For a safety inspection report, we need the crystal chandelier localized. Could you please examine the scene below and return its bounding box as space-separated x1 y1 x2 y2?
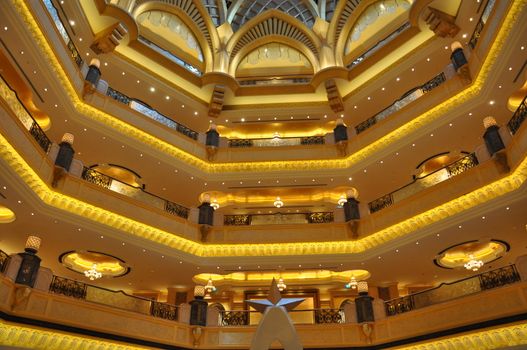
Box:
464 255 484 271
210 199 220 210
205 277 216 293
84 264 102 280
345 276 357 289
277 277 287 291
337 195 347 207
274 197 284 208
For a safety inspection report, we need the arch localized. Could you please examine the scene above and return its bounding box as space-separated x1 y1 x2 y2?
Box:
230 37 319 77
132 1 220 72
332 0 412 66
209 302 226 312
227 10 321 63
227 0 320 31
339 298 353 309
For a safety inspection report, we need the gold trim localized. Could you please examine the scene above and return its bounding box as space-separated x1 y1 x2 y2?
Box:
0 321 149 350
14 0 525 175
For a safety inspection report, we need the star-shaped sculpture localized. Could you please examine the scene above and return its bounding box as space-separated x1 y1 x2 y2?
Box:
246 278 304 313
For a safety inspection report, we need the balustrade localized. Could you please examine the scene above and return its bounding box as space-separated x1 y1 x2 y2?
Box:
224 212 334 226
81 167 189 219
507 95 527 135
385 265 521 316
228 136 325 148
0 250 10 273
468 0 496 49
368 153 478 213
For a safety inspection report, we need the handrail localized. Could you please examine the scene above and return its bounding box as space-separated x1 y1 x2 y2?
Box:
385 264 521 316
224 212 334 226
368 153 478 213
507 94 527 135
219 308 345 326
49 275 179 322
468 0 496 50
347 22 411 70
0 75 51 153
0 250 10 274
355 71 447 135
228 135 325 148
81 167 190 219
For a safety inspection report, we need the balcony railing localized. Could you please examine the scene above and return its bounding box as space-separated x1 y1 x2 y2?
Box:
368 153 478 213
224 212 334 226
347 22 411 70
81 167 189 219
219 308 345 326
238 77 311 86
385 264 521 316
42 0 83 68
355 72 447 135
49 275 179 322
0 250 10 273
228 136 325 148
1 76 51 153
468 0 496 50
507 95 527 135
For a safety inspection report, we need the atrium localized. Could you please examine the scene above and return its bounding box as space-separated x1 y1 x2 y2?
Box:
0 0 527 349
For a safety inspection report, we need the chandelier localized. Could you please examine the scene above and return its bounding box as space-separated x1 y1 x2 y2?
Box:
337 195 347 207
345 276 357 289
274 197 284 208
205 277 216 293
210 199 220 210
84 264 102 280
464 255 484 271
277 277 287 291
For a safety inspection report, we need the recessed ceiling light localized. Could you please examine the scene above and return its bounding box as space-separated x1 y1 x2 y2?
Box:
509 67 513 71
2 186 6 190
469 112 473 116
274 117 277 120
354 105 357 109
239 181 243 184
363 169 367 173
104 62 108 66
482 216 486 220
121 72 125 76
426 58 430 62
241 118 245 122
458 225 462 229
430 133 434 137
64 119 68 122
436 234 440 237
489 100 495 105
150 87 155 92
143 249 146 252
395 152 399 155
225 119 229 122
324 114 327 118
396 77 400 81
312 178 315 182
449 123 453 127
20 51 24 55
521 46 525 50
69 20 75 26
44 88 48 92
258 117 261 121
276 180 279 183
462 33 467 38
348 177 352 181
444 46 448 50
469 17 473 21
179 261 182 264
136 80 140 84
498 85 502 89
191 176 194 180
33 70 37 74
506 207 510 210
122 242 125 246
30 212 34 216
411 68 415 72
3 27 7 31
395 249 399 253
100 235 104 239
415 241 419 245
367 96 371 100
412 143 415 147
165 96 170 100
307 116 310 119
381 87 385 91
181 104 185 108
54 104 58 108
174 169 178 173
290 116 294 119
378 256 381 259
17 200 22 204
79 38 83 42
194 111 198 115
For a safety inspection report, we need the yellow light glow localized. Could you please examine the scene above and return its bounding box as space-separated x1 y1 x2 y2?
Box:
193 269 371 286
61 251 128 277
0 205 16 223
437 241 507 269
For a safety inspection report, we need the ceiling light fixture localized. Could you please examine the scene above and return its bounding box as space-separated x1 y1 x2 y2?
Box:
205 277 216 293
345 276 358 289
84 264 102 280
277 277 287 292
274 197 284 208
211 199 219 210
337 195 347 207
464 255 484 272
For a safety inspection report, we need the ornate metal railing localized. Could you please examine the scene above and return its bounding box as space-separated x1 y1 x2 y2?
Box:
29 121 52 153
49 275 88 299
106 87 131 105
355 72 447 134
220 311 250 326
150 301 178 321
81 167 189 219
468 0 496 50
224 212 334 226
228 136 325 148
42 0 83 68
138 36 202 76
347 22 411 69
224 214 251 226
239 77 311 86
368 153 478 213
314 309 345 324
385 264 521 316
0 250 10 273
507 95 527 135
